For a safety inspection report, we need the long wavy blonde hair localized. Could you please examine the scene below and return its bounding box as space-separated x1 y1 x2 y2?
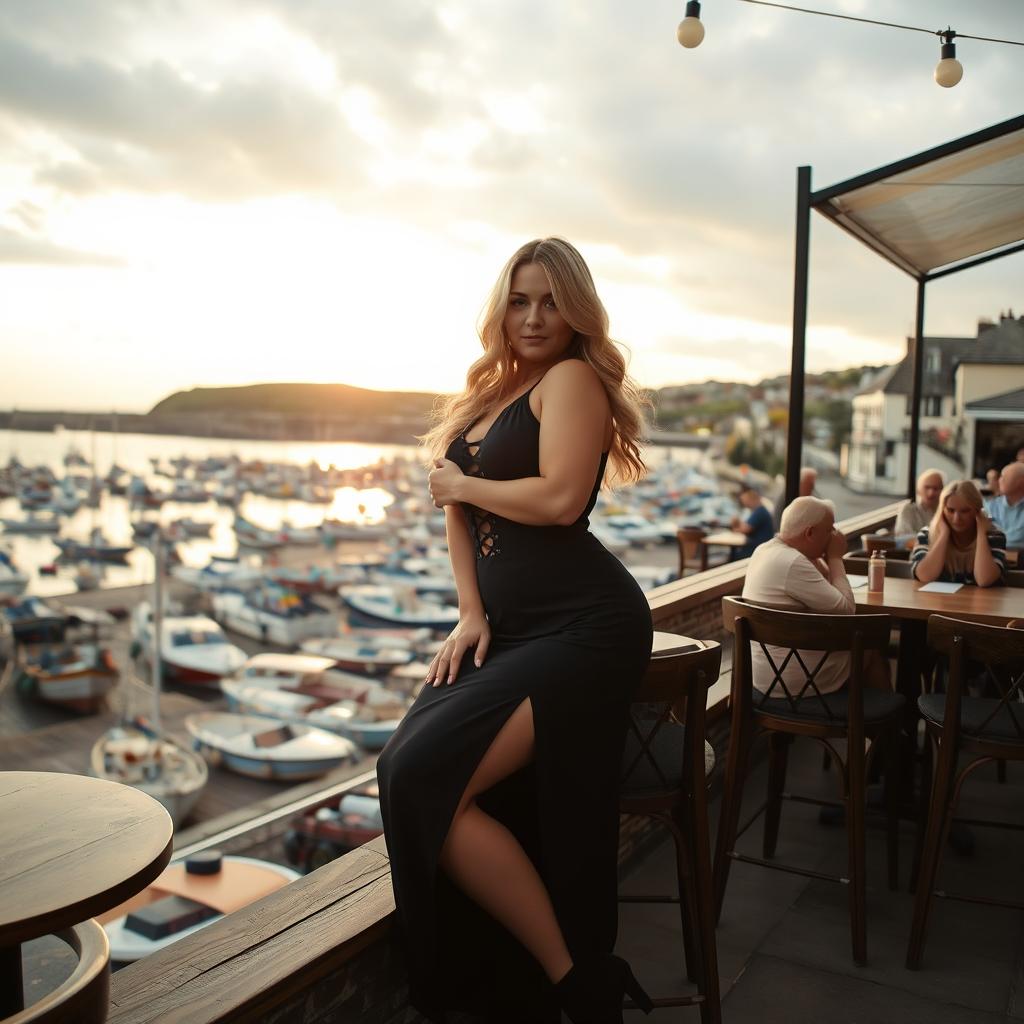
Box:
930 479 984 539
422 237 649 485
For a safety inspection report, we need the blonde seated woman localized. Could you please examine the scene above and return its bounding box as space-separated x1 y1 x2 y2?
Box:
910 479 1007 587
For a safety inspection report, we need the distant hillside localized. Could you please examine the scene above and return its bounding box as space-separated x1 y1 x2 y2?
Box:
150 382 438 420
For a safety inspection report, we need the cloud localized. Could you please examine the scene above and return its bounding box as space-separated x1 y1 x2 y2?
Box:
0 225 122 265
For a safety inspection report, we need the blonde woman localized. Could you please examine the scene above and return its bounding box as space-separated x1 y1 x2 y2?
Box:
910 479 1006 587
377 238 654 1023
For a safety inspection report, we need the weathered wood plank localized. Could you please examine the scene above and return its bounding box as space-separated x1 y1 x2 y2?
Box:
108 837 394 1024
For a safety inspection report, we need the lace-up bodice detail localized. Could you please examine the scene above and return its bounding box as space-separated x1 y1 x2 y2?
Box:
458 437 501 559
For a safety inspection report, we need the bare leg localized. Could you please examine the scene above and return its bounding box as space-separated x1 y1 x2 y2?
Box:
439 697 573 984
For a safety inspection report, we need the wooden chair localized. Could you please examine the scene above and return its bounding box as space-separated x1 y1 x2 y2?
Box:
906 616 1024 969
5 920 110 1024
676 528 708 578
865 535 896 556
619 633 722 1023
713 598 904 965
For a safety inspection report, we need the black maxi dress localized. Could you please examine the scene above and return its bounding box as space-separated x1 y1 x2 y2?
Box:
377 379 653 1022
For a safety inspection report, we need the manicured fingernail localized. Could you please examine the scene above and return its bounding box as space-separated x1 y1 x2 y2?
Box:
475 659 481 667
447 675 454 684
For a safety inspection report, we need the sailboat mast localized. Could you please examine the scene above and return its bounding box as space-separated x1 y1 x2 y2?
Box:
152 535 163 734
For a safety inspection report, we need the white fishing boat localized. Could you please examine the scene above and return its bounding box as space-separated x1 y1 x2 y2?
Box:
266 563 366 593
185 711 359 780
171 557 265 593
55 527 134 562
233 515 284 549
0 549 28 597
220 660 406 752
211 586 336 647
342 585 459 631
99 852 299 964
20 642 119 713
366 567 458 603
0 512 61 534
299 636 414 676
278 521 320 545
320 519 392 542
132 602 248 685
91 719 209 828
94 541 209 827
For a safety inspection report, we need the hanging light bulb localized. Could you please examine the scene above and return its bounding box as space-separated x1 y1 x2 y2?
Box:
677 0 705 49
934 29 963 88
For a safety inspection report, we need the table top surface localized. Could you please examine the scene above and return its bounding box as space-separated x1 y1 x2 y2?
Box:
651 631 705 658
854 576 1024 626
703 530 747 547
0 771 174 946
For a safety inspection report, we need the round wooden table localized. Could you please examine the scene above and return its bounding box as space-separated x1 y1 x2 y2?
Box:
0 771 174 1016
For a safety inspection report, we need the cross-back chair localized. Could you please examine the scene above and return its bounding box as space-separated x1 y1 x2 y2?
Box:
906 615 1024 969
619 633 723 1023
713 597 904 965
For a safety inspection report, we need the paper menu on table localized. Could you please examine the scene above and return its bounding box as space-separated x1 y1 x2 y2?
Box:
918 581 963 594
846 575 868 589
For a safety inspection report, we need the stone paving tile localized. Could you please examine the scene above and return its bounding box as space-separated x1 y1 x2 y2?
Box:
722 953 1014 1024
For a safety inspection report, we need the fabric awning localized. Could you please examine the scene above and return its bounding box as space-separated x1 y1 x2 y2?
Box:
812 116 1024 278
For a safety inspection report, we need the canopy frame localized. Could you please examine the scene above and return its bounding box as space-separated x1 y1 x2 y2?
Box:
785 113 1024 505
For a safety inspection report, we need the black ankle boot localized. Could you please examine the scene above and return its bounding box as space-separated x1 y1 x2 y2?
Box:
553 954 654 1023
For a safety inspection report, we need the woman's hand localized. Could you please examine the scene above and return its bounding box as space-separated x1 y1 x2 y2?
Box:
976 507 994 535
425 610 491 686
428 459 466 508
931 514 950 544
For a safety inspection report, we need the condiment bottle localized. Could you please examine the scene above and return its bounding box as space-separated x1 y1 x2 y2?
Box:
868 550 886 594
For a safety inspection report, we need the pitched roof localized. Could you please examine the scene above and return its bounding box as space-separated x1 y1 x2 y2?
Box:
966 386 1024 413
862 316 1024 397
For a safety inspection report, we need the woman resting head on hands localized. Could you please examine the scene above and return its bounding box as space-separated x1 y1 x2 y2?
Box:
910 479 1006 587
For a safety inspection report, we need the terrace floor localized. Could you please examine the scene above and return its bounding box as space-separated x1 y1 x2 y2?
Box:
616 738 1024 1023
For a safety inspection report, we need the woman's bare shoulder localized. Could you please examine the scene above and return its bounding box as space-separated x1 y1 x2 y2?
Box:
538 358 605 400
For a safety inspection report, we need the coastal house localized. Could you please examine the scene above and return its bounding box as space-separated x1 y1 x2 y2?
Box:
843 312 1024 494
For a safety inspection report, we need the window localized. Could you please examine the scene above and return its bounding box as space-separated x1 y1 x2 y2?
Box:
926 348 942 374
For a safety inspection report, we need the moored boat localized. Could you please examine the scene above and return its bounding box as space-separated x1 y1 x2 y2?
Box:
299 635 413 675
90 718 209 828
0 549 29 597
211 586 336 647
341 584 459 631
99 851 299 964
2 596 69 644
185 711 360 780
20 641 119 713
132 602 248 685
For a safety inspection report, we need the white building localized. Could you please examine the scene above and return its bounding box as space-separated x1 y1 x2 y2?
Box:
843 313 1024 494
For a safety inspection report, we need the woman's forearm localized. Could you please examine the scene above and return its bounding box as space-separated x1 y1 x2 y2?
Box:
914 536 949 583
445 506 485 615
457 474 585 528
973 531 1001 587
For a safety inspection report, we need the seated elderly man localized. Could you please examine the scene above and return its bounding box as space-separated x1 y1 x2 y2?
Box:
894 468 944 544
987 462 1024 549
743 496 890 694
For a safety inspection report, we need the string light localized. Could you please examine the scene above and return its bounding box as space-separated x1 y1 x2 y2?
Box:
934 29 963 89
675 1 1024 89
677 1 705 48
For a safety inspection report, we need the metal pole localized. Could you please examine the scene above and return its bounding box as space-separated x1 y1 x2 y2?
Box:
906 279 927 499
152 535 163 735
786 166 812 505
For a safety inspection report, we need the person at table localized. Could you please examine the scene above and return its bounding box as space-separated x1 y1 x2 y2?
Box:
729 485 774 560
894 468 944 545
911 480 1006 587
986 462 1024 550
985 467 1001 496
743 496 891 694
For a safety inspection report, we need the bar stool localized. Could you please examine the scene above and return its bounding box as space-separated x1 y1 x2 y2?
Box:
619 631 722 1023
3 920 110 1024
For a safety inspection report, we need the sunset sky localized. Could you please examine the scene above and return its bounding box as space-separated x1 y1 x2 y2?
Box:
1 0 1021 412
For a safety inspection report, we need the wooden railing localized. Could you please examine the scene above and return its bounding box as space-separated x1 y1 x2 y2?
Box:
107 501 903 1024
